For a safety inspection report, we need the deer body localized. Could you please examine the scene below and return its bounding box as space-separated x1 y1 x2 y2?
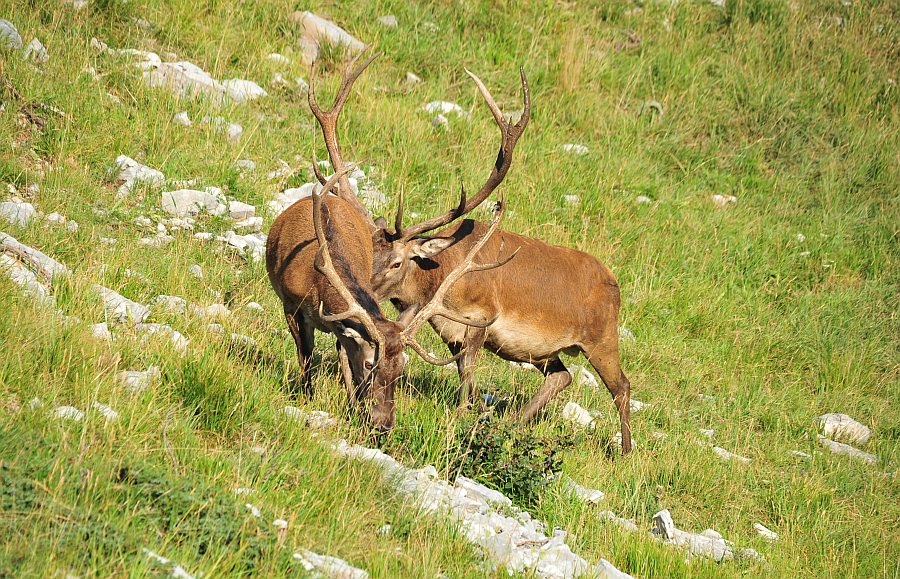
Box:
372 219 633 453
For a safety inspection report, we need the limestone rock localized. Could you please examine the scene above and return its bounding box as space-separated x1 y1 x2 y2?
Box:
711 446 751 464
91 401 119 421
228 200 256 220
710 194 737 208
116 367 161 393
0 201 36 226
817 435 877 464
22 38 49 64
221 78 268 103
161 187 227 216
94 285 150 323
113 155 165 198
562 401 596 429
55 406 84 421
816 413 871 445
293 550 368 579
560 143 589 156
377 15 398 28
754 523 778 542
173 111 192 127
423 101 469 118
292 11 365 65
406 71 422 85
0 19 23 50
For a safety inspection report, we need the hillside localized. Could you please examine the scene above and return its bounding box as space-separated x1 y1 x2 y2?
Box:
0 1 897 577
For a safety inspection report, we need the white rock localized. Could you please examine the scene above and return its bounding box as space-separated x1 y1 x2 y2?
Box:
245 503 261 518
142 60 227 104
152 295 187 314
560 476 604 503
711 446 751 464
455 476 512 506
292 11 365 66
91 402 119 421
560 143 589 156
629 399 650 413
188 264 203 279
235 159 256 172
510 360 536 370
0 19 23 50
161 187 227 216
268 182 319 215
136 323 189 355
571 365 598 388
406 71 422 85
295 77 309 92
0 254 52 304
599 511 639 532
635 195 653 204
94 285 150 323
221 79 268 103
228 200 256 220
562 401 596 429
217 230 266 262
116 367 161 393
612 431 636 451
423 101 468 118
0 201 36 226
206 323 224 334
22 38 49 64
378 15 398 28
245 302 264 312
0 232 70 280
282 407 338 430
55 406 84 421
754 523 778 542
431 113 449 129
817 435 877 464
172 111 192 127
652 431 669 440
234 216 262 232
233 487 252 495
796 232 806 242
200 115 242 141
816 413 871 445
710 194 737 208
91 322 112 340
618 326 636 342
790 450 812 459
230 333 258 349
99 237 117 245
266 53 290 65
192 303 231 320
273 518 289 530
113 155 165 198
66 221 79 232
44 212 66 225
293 550 368 579
699 428 715 439
701 529 723 540
139 234 174 247
563 194 580 205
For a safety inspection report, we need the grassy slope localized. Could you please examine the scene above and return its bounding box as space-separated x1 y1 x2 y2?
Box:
0 0 897 577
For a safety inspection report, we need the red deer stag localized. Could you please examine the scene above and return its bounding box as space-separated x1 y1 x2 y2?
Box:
368 69 634 453
266 54 509 431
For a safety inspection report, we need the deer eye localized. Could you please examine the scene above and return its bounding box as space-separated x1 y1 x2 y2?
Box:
390 262 402 269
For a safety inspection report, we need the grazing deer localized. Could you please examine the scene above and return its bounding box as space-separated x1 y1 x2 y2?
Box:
266 53 507 431
366 69 634 453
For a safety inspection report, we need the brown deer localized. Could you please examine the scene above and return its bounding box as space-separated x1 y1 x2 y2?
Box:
366 69 634 453
265 54 509 431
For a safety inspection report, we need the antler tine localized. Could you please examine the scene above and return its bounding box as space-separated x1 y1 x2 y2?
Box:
406 340 466 366
401 193 510 357
393 186 404 236
311 159 328 186
398 69 529 241
307 49 379 226
311 160 385 346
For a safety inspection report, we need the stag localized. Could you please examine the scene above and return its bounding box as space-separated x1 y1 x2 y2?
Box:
366 69 634 453
266 53 508 431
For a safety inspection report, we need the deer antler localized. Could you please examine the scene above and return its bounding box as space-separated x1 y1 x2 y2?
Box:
394 67 530 241
400 193 514 365
308 49 380 227
310 161 385 347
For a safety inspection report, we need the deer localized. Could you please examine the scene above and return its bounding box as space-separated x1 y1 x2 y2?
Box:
265 53 510 431
363 68 634 453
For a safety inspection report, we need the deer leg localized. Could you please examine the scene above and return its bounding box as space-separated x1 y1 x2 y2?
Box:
516 358 572 422
585 346 632 455
449 326 487 408
285 310 315 396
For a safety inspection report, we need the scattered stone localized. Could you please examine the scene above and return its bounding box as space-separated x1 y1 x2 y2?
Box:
112 155 165 198
138 234 174 247
282 407 338 430
100 237 117 245
245 302 264 312
188 264 203 279
94 285 150 323
378 15 398 28
635 195 653 204
817 435 877 464
710 194 737 208
91 322 112 340
143 548 196 579
377 523 391 536
22 38 49 64
229 333 258 350
245 503 262 518
563 194 580 205
599 511 639 532
206 323 224 334
753 523 778 542
200 115 243 141
711 446 751 464
152 295 188 315
217 230 266 262
1 233 70 281
571 365 598 388
561 401 596 430
629 399 650 412
29 397 42 410
266 53 290 65
234 216 262 232
423 101 469 119
273 518 289 530
652 431 669 440
116 367 161 393
161 187 227 216
699 428 715 439
560 476 605 503
291 11 365 66
560 144 589 156
172 111 192 127
268 182 318 215
91 402 119 421
235 159 256 172
333 440 630 578
510 360 537 371
652 509 760 562
295 77 309 92
612 431 636 451
141 60 227 104
796 232 806 243
192 303 231 319
431 113 449 129
0 201 36 227
0 254 52 304
221 79 268 103
406 71 422 85
0 19 23 50
228 200 256 220
293 550 369 579
790 450 812 460
233 487 252 495
66 221 79 232
640 100 664 117
618 326 636 342
136 323 190 355
816 413 871 446
55 406 84 421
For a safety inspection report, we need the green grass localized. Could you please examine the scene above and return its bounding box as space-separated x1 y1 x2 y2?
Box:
0 0 897 577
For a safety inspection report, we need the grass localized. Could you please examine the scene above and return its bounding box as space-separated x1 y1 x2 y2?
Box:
0 0 897 577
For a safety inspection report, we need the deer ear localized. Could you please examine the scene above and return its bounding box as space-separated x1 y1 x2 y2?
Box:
410 238 454 259
374 216 388 229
